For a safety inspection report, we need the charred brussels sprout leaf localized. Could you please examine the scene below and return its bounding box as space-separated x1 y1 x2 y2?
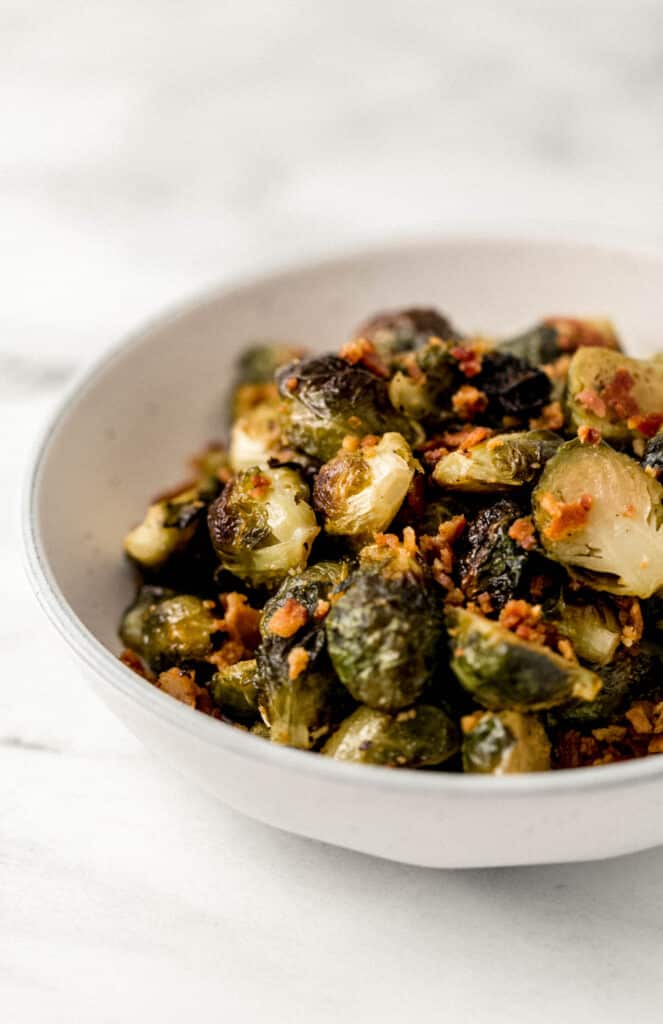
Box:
142 594 219 671
354 307 459 362
474 351 551 424
533 439 663 598
458 498 532 610
447 607 601 710
208 466 319 588
323 704 459 767
433 430 562 491
119 585 176 656
256 562 349 749
326 570 443 712
547 647 662 729
313 432 417 539
277 355 422 462
210 659 260 722
642 433 663 478
567 349 663 442
462 710 551 773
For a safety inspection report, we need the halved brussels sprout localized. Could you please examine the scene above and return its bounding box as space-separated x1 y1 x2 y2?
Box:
446 607 601 710
326 563 443 712
548 591 621 667
533 439 663 598
210 659 260 722
124 488 206 571
208 466 320 588
256 562 349 749
462 710 551 773
277 355 422 462
388 338 458 423
458 498 533 611
433 430 562 491
567 349 663 441
142 594 219 671
354 307 459 361
313 433 417 539
323 704 459 767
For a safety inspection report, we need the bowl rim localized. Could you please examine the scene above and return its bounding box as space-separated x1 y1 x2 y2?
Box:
22 231 663 798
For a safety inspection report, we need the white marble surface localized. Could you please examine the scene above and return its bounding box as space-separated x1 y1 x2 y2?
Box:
4 1 663 1020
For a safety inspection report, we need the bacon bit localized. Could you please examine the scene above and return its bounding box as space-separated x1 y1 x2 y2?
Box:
314 599 330 620
450 344 483 378
451 385 488 421
601 368 639 420
529 401 564 431
578 425 601 445
508 516 537 551
593 726 628 743
403 352 425 381
284 376 299 393
622 504 635 518
402 526 418 555
498 599 549 646
461 711 486 735
347 415 362 429
442 425 493 451
206 640 246 671
475 592 494 615
576 388 607 419
627 413 663 438
339 337 389 378
539 491 592 541
341 434 360 452
626 704 652 735
218 592 261 651
360 434 379 448
645 464 661 479
617 597 644 649
419 515 466 591
287 646 310 681
542 354 572 384
544 317 618 351
267 598 309 638
250 472 271 499
157 668 204 708
374 531 400 549
422 446 448 468
556 638 576 663
120 649 153 681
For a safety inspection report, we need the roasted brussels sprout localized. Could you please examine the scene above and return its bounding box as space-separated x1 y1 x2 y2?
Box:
457 498 532 611
229 394 283 471
473 351 551 424
231 343 304 420
433 430 562 491
277 355 422 462
208 466 320 588
210 659 260 722
313 432 417 539
497 318 620 366
323 704 459 767
256 562 349 749
124 488 207 572
567 349 663 442
496 323 560 366
547 591 621 667
354 307 459 361
388 337 458 423
547 647 662 729
533 439 663 598
119 584 176 655
326 545 443 712
462 710 551 773
447 607 601 710
641 432 663 479
141 594 219 671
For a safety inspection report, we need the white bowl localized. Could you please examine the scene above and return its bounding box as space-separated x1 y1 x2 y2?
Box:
23 236 663 869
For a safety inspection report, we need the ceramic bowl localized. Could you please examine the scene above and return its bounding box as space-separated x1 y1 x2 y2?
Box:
23 236 663 868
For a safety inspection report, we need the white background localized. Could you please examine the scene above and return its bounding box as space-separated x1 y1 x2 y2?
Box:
3 2 663 1020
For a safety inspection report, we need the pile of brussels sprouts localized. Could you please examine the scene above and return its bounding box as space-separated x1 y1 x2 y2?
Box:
119 308 663 774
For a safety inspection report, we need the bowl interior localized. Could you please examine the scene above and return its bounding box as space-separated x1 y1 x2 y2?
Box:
32 238 663 654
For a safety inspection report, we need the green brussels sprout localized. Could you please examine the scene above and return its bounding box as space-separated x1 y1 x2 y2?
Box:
547 590 621 667
124 488 207 572
473 351 551 425
326 548 443 712
446 607 601 711
533 439 663 598
119 584 176 655
496 323 561 366
388 338 458 423
497 318 620 367
567 349 663 442
313 432 418 539
461 710 551 773
323 704 459 767
457 497 532 610
207 466 320 588
210 659 260 722
546 647 661 729
230 343 305 421
277 355 422 462
142 594 219 671
257 562 349 749
354 307 459 362
433 430 562 491
229 395 283 471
